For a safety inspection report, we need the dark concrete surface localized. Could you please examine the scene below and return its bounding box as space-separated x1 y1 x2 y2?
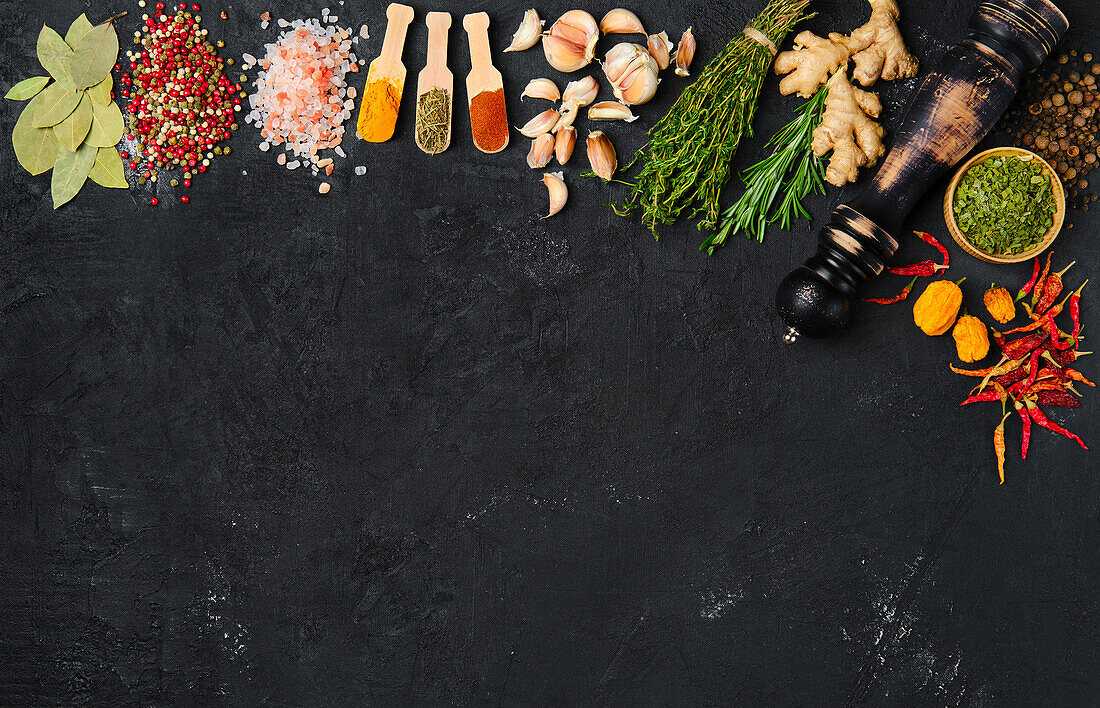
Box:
2 0 1098 705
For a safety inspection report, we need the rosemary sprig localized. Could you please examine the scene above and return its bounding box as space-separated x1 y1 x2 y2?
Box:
613 0 813 239
703 86 827 253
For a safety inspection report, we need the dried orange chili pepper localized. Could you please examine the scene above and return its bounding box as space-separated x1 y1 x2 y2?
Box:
994 411 1010 484
1030 252 1054 309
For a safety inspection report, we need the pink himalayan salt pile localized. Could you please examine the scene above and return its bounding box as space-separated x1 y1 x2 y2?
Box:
244 17 359 177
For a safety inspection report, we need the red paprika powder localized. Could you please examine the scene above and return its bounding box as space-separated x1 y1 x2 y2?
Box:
470 88 508 152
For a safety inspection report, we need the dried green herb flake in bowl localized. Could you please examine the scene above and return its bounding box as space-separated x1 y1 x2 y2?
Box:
953 155 1056 256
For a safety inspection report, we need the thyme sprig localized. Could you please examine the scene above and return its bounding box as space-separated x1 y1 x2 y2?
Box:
613 0 813 239
703 85 827 252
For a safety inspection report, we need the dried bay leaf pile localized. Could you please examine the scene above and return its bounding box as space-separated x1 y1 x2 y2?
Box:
5 13 127 209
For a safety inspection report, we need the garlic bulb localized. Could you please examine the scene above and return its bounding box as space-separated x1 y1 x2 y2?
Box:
587 131 617 181
561 76 599 107
521 78 561 102
543 10 600 72
675 27 696 77
588 101 638 122
647 31 674 70
555 126 576 165
519 109 561 138
505 9 543 52
527 133 555 169
602 43 660 106
542 172 568 218
599 8 645 35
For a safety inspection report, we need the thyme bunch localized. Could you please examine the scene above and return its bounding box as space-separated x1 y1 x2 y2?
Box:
704 85 827 252
613 0 812 238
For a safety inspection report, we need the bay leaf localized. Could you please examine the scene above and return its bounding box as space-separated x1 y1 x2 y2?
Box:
5 76 51 101
52 92 93 151
33 82 82 127
37 25 76 92
88 146 128 188
65 14 94 45
70 22 118 90
51 141 97 208
88 75 113 106
12 92 60 175
86 100 123 147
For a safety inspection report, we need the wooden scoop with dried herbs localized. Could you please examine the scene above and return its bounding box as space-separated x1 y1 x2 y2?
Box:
6 13 127 208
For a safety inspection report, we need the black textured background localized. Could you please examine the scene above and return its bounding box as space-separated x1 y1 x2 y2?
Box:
2 0 1099 705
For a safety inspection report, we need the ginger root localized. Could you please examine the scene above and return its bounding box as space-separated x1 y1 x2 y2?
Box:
774 31 851 98
811 68 886 186
838 0 919 86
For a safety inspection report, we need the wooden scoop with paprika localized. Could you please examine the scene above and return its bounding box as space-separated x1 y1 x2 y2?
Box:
463 12 509 154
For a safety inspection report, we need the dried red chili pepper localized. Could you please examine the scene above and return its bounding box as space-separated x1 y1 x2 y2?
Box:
1036 390 1081 408
996 330 1049 360
1025 399 1089 450
993 367 1030 388
1030 252 1054 308
993 411 1010 484
1034 261 1075 314
864 275 918 305
960 390 1003 406
1016 399 1032 460
1016 256 1042 302
1067 288 1083 346
914 230 949 268
886 261 949 277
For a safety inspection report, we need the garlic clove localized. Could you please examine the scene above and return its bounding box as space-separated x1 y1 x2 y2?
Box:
604 44 660 105
647 31 674 70
561 76 599 107
599 8 645 35
544 10 599 72
504 9 544 52
675 27 696 77
553 102 580 133
587 130 617 181
521 78 561 102
555 126 576 165
542 34 590 73
588 100 638 122
542 171 568 218
518 109 561 138
527 133 555 169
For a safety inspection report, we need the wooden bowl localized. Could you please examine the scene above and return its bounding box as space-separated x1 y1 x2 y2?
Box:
943 147 1065 264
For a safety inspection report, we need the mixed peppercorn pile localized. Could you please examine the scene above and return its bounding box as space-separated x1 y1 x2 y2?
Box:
120 2 242 203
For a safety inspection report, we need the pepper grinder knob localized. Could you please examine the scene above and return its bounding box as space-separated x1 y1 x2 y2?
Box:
776 0 1067 340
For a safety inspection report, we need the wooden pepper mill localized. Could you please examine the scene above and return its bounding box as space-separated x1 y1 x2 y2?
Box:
776 0 1068 341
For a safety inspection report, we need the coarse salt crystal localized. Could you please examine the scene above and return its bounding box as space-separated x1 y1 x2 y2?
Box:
334 146 346 158
359 24 369 39
355 166 366 176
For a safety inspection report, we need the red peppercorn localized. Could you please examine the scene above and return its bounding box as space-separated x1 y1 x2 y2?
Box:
180 196 190 204
150 198 159 206
183 179 191 187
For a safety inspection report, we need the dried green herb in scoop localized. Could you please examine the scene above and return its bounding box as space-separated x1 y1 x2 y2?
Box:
953 155 1056 255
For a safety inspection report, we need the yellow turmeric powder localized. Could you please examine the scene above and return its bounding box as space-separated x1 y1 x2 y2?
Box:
358 79 402 143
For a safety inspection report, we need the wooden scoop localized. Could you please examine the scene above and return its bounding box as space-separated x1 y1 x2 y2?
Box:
414 12 453 155
357 2 415 143
463 12 509 154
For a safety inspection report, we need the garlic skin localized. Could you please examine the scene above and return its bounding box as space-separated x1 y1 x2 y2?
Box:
588 101 638 122
527 133 555 169
542 172 568 218
521 78 561 102
561 76 599 107
647 31 674 70
675 27 696 77
587 130 617 181
505 9 544 52
603 43 660 106
555 126 576 165
519 109 561 138
543 10 600 72
599 8 645 35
